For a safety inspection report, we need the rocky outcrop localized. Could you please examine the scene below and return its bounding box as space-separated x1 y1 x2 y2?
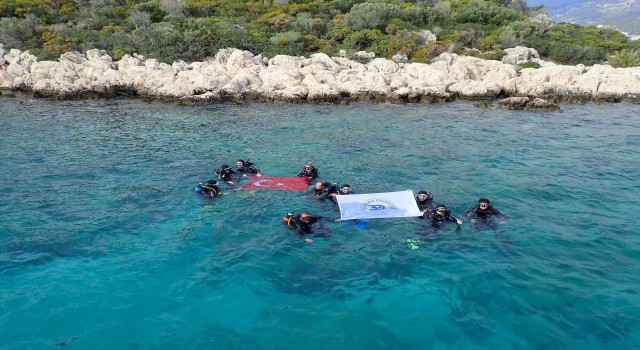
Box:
502 46 545 66
1 45 639 103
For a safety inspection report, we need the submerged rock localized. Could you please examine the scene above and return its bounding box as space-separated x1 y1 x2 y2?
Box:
498 97 561 111
473 102 493 109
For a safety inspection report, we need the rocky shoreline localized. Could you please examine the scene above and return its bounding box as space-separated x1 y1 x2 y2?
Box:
1 44 639 108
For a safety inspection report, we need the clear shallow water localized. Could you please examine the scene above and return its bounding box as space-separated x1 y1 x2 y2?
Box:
1 96 639 349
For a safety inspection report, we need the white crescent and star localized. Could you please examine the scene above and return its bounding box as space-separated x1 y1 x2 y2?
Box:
252 180 286 187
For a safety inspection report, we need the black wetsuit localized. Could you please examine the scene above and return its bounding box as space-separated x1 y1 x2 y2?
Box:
464 205 507 220
216 167 238 183
416 197 435 213
427 209 460 228
314 182 338 199
286 214 324 236
297 167 319 180
465 205 507 230
197 183 220 198
237 163 261 175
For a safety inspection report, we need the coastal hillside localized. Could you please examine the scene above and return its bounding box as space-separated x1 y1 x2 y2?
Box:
527 0 640 36
0 0 639 66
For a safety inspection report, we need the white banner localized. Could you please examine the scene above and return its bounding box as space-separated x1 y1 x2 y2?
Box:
336 190 422 220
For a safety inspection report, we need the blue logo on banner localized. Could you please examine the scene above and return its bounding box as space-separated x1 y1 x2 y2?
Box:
360 199 398 216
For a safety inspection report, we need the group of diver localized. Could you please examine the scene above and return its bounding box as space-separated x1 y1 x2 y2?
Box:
196 159 508 244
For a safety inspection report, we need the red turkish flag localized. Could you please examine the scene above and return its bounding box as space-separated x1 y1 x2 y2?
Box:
240 174 310 191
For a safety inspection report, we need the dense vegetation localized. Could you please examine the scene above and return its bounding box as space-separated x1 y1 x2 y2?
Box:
0 0 638 66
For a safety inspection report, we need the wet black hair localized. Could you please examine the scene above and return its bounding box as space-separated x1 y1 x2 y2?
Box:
341 184 350 189
207 180 218 185
435 204 447 210
478 198 490 204
237 159 245 164
418 190 428 195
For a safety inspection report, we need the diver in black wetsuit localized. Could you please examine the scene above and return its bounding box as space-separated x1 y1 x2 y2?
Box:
337 184 353 196
425 204 463 228
196 180 221 198
215 164 238 184
236 159 262 176
464 198 508 227
297 162 319 180
415 190 435 216
283 211 330 243
314 181 339 200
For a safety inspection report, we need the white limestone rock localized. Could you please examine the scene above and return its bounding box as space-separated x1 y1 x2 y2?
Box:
1 46 637 102
307 83 340 101
415 30 437 45
225 49 263 77
367 58 399 75
0 70 15 88
502 46 540 65
515 65 587 96
4 49 23 64
403 63 447 86
268 55 302 71
593 65 640 97
392 53 408 61
332 57 367 72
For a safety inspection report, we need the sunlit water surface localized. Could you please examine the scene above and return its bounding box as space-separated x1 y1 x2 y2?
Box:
1 97 639 349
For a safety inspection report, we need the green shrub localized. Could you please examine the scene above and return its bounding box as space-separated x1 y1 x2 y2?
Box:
41 30 77 58
401 5 437 27
482 49 505 60
455 0 522 26
558 44 606 65
327 0 366 13
302 34 332 53
13 0 48 19
526 38 607 65
608 49 640 68
344 2 401 30
433 1 451 22
326 24 351 42
517 61 540 69
269 31 302 45
498 28 520 49
135 1 166 23
261 42 305 58
478 34 498 50
0 15 41 50
343 28 382 51
369 35 414 58
410 40 451 62
457 47 482 57
385 18 411 35
459 28 485 48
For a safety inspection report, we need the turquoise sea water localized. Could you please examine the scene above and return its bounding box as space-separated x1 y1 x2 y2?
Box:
1 96 639 349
